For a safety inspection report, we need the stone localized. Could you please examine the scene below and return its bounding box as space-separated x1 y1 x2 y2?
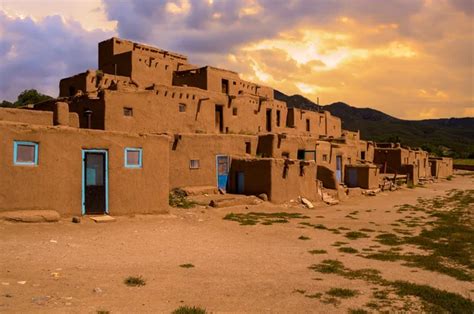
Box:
89 215 116 223
0 210 60 223
301 197 314 209
71 216 81 223
93 287 103 294
258 193 268 201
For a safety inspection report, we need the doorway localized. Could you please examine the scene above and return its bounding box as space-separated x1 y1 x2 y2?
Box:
82 150 108 215
215 105 224 133
266 109 272 132
216 155 229 191
336 155 342 183
236 171 245 194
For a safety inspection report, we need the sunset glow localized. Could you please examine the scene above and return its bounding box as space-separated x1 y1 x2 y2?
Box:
0 0 472 119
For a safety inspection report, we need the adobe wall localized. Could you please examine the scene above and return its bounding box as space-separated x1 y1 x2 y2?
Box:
0 107 53 126
229 158 317 203
345 165 379 189
169 133 258 189
0 107 78 128
257 134 319 159
374 148 403 173
35 97 105 130
0 121 169 216
430 157 453 178
59 70 132 97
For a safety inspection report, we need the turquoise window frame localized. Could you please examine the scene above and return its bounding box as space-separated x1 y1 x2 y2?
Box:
13 141 39 166
124 148 142 168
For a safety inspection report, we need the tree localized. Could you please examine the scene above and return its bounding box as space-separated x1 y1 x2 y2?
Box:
0 89 53 108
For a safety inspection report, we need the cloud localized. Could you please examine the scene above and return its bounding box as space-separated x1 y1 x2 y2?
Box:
0 11 113 101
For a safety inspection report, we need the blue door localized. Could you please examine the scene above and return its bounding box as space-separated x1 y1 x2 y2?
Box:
347 168 357 187
336 155 342 183
216 155 229 191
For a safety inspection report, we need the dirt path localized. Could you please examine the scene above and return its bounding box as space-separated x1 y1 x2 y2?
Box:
0 174 473 313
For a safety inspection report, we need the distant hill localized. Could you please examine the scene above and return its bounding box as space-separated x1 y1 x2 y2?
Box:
275 91 474 159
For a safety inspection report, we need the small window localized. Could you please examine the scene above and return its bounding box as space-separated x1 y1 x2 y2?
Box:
297 149 305 160
123 107 133 117
276 110 281 127
348 157 352 164
125 148 142 168
179 103 186 112
245 142 251 154
306 119 311 132
14 141 38 166
232 107 238 116
189 159 200 169
282 152 290 158
322 154 328 162
361 151 366 160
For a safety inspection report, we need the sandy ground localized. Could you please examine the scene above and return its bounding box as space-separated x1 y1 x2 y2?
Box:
0 174 473 313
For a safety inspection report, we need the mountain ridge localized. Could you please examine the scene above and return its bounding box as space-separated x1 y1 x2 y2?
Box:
274 90 474 158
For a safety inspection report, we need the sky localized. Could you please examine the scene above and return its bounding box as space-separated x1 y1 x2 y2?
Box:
0 0 472 119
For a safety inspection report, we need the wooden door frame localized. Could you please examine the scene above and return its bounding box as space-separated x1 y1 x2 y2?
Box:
82 149 109 215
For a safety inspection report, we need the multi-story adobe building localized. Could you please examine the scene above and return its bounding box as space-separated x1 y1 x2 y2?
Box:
0 37 452 216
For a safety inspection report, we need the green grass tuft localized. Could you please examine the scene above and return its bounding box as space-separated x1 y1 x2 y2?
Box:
308 249 327 254
179 264 195 268
345 231 370 240
326 288 359 298
338 247 359 254
124 276 146 287
224 212 309 226
172 306 207 314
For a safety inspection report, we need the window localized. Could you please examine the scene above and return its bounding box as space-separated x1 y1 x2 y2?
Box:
179 103 186 112
276 110 281 127
322 154 328 162
123 107 133 117
306 119 311 132
245 142 251 154
14 141 38 166
348 157 352 164
282 152 290 158
361 151 366 160
297 150 305 160
125 148 142 168
221 79 229 94
232 107 238 116
189 159 200 169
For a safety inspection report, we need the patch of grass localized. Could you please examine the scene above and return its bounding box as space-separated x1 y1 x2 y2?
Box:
308 249 327 255
292 289 306 294
359 228 375 232
172 306 207 314
446 175 453 181
305 292 323 299
224 212 309 226
332 241 349 247
349 309 369 314
366 190 474 281
169 189 197 208
338 247 359 254
373 290 389 299
392 281 474 313
179 264 195 268
124 276 146 287
326 288 359 298
375 233 404 246
338 226 351 230
309 259 474 313
300 222 328 229
298 235 311 240
345 231 370 240
345 215 358 220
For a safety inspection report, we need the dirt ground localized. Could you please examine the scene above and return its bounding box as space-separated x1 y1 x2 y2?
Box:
1 173 473 313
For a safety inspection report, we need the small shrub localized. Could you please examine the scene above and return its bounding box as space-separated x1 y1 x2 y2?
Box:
345 231 369 240
327 288 359 298
338 247 358 254
172 306 207 314
179 264 195 268
308 249 327 255
169 189 196 208
124 276 146 287
298 235 310 240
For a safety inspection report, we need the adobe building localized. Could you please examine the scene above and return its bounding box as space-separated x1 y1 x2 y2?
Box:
0 37 453 217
